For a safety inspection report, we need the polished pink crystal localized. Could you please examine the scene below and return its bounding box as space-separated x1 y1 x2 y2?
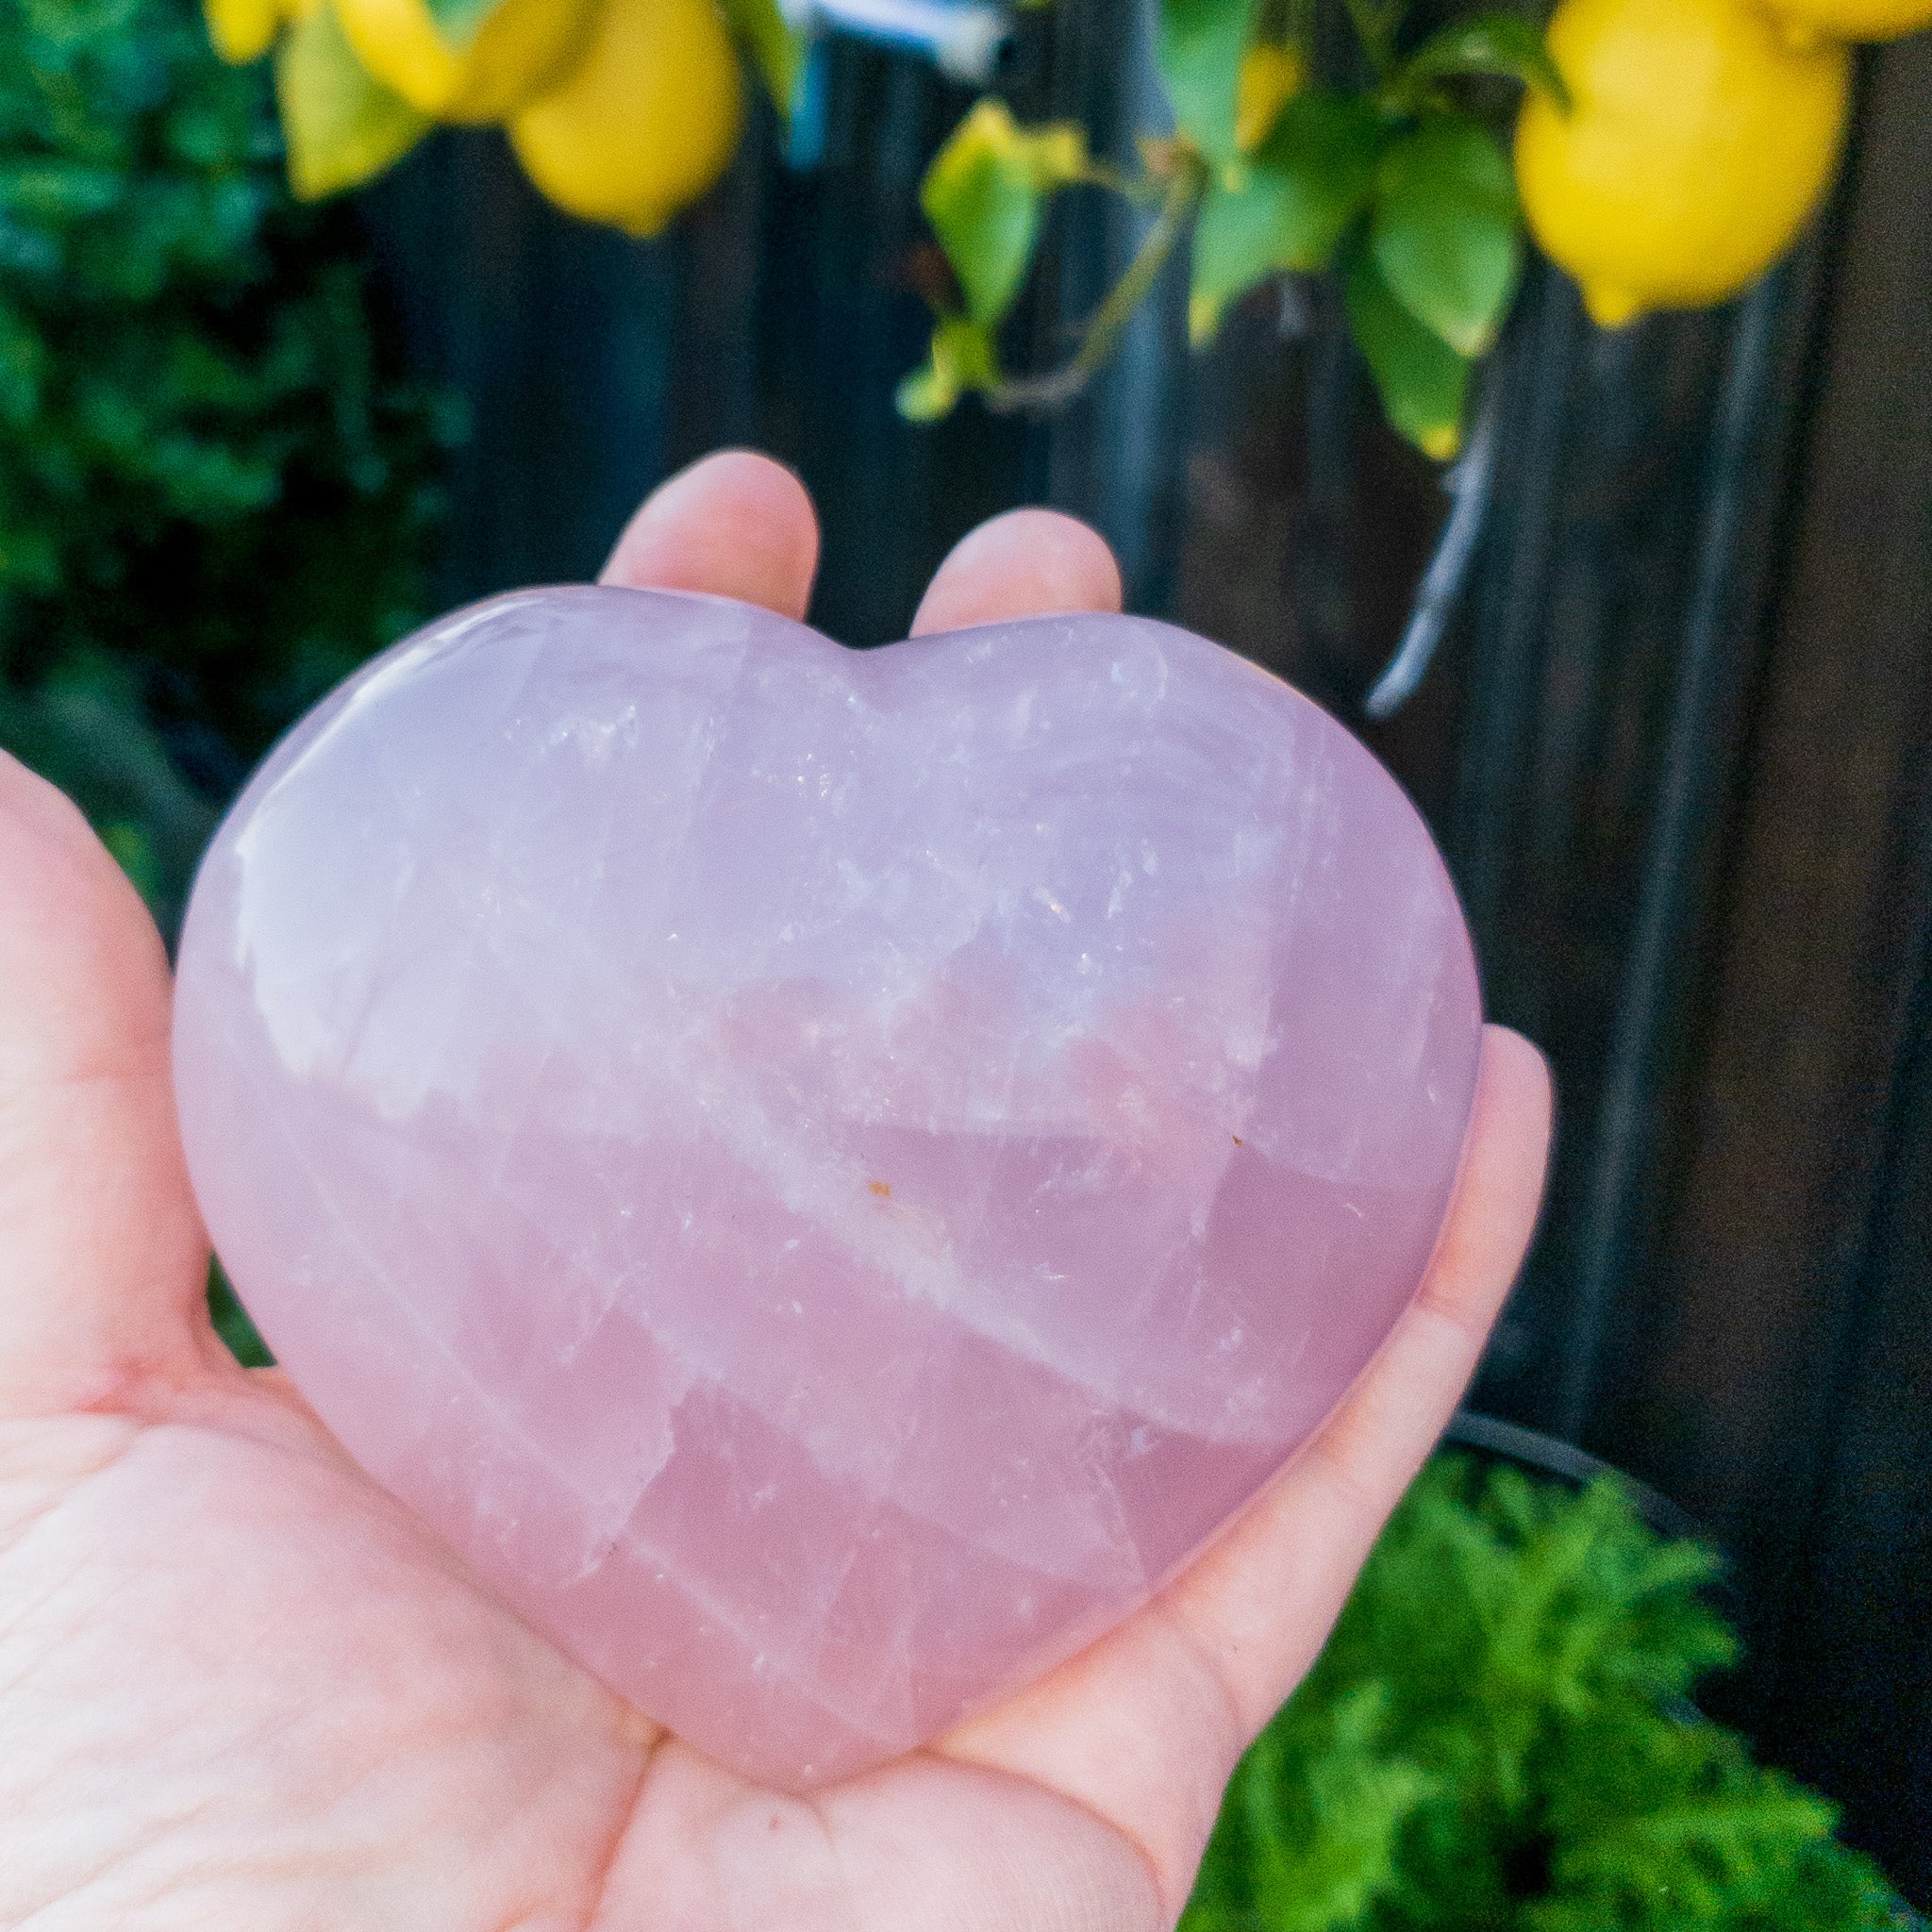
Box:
172 587 1481 1789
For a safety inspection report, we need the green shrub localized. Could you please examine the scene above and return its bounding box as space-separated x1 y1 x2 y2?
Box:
1182 1456 1912 1931
0 0 455 923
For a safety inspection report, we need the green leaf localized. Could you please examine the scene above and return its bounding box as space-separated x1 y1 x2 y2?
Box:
1398 13 1572 110
1234 39 1305 153
1235 1685 1437 1930
275 1 429 203
1342 238 1470 458
0 161 125 223
921 99 1088 328
101 820 163 908
0 297 45 428
208 1259 274 1367
1190 89 1384 341
1158 0 1257 164
1371 114 1521 357
1189 183 1283 342
718 0 804 117
895 315 999 422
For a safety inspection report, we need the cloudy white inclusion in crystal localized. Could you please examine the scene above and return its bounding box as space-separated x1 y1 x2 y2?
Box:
171 586 1482 1790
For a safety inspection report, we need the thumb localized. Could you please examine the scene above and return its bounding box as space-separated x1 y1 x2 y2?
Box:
0 753 211 1417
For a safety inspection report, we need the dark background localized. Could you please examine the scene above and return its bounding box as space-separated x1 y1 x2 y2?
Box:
354 4 1932 1899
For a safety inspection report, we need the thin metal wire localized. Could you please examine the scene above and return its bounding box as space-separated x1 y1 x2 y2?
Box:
1445 1409 1707 1545
1362 381 1501 719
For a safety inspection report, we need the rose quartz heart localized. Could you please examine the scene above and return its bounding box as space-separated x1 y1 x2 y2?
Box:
172 586 1480 1789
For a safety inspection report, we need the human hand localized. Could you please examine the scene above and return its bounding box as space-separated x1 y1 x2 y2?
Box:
0 452 1552 1931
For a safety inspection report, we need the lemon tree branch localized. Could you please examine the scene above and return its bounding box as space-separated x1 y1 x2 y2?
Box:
981 151 1209 414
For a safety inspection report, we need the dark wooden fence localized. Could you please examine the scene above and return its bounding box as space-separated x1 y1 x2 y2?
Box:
358 8 1932 1898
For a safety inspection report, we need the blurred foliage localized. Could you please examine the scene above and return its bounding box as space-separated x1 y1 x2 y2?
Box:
904 0 1864 459
904 0 1568 457
222 0 786 234
0 0 458 928
1180 1456 1914 1931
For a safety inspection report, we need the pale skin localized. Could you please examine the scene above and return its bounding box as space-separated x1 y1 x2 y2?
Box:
0 451 1553 1932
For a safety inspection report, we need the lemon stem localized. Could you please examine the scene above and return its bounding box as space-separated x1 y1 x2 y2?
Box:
1074 158 1164 206
981 151 1208 414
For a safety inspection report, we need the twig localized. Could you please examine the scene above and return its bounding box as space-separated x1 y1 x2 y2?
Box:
981 154 1208 416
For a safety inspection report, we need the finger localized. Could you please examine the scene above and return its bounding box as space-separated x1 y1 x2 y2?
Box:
0 754 212 1416
601 450 820 620
910 508 1123 636
939 1026 1553 1910
1163 1027 1553 1720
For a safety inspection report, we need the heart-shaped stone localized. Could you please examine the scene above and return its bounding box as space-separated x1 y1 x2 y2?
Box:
173 587 1480 1790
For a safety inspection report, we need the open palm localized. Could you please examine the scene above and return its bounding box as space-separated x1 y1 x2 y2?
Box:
0 453 1552 1932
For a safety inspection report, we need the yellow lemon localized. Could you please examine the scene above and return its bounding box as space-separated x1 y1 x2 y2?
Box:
1757 0 1932 43
334 0 597 123
1516 0 1850 327
1235 40 1306 153
509 0 742 237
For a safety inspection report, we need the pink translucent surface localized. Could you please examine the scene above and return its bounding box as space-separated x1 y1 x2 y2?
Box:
172 588 1481 1789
